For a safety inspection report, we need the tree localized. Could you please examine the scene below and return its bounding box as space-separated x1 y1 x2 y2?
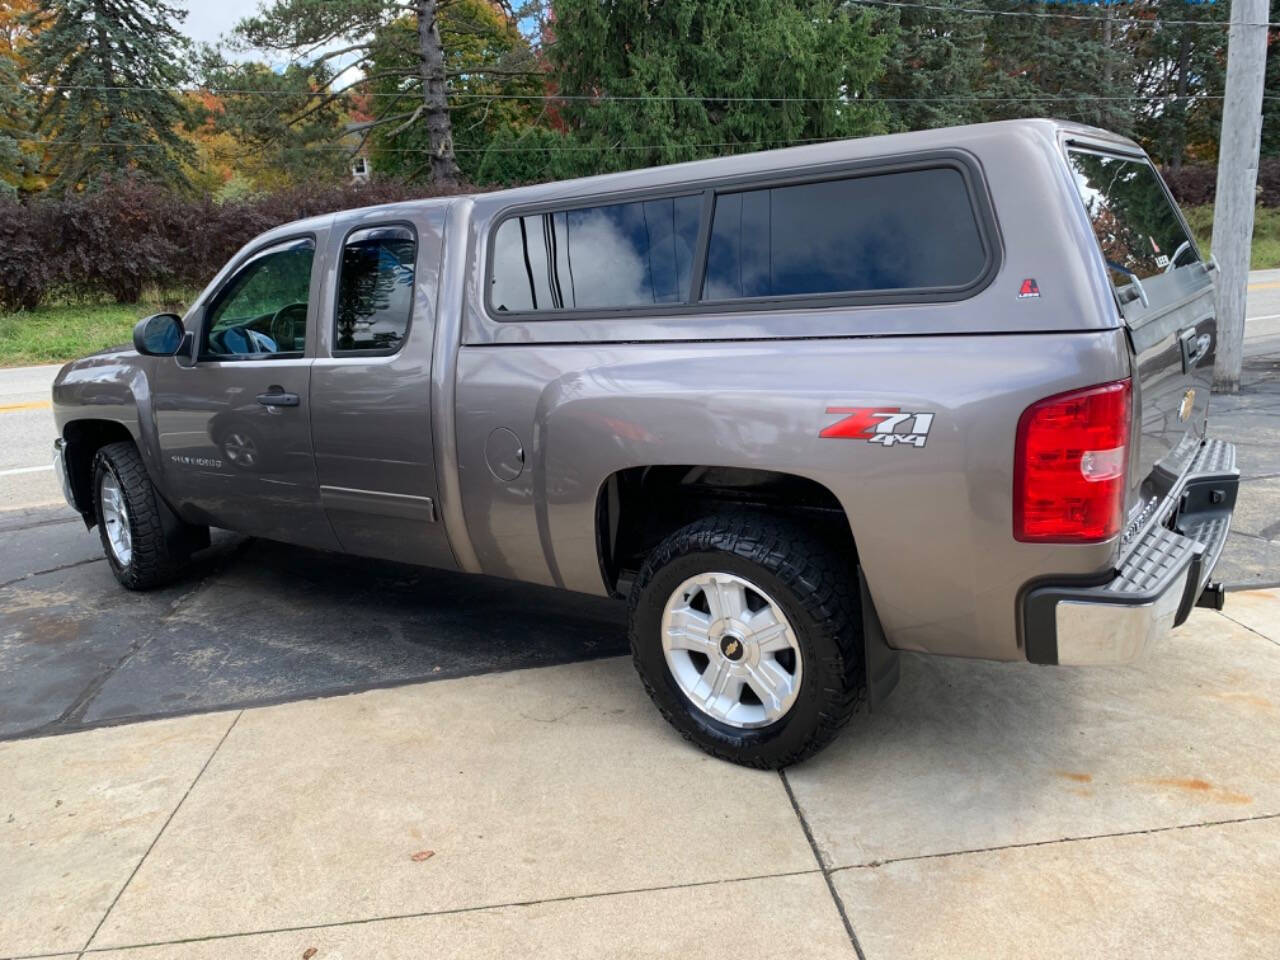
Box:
1 0 42 193
1261 0 1280 157
24 0 193 191
869 0 990 133
545 0 896 176
235 0 533 187
366 0 541 183
978 2 1135 137
0 44 25 193
195 54 351 191
1130 0 1229 169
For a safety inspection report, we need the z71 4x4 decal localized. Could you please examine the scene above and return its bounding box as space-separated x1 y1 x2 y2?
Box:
820 407 935 448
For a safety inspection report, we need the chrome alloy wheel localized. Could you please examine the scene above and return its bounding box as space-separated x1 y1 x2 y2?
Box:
99 471 132 567
661 572 803 729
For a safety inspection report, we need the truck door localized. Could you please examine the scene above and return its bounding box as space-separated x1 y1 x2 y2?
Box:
151 235 339 550
309 208 458 570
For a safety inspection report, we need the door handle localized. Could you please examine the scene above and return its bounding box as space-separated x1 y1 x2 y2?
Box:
1178 328 1212 373
256 387 300 408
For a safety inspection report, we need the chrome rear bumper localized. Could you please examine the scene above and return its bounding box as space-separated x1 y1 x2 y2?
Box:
1022 438 1238 666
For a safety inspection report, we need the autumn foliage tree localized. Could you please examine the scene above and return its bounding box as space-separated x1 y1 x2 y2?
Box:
193 55 351 192
24 0 194 192
0 0 39 193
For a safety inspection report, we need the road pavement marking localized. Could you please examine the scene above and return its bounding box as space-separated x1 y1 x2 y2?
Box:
0 400 51 413
1247 313 1280 322
1248 281 1280 291
0 465 53 477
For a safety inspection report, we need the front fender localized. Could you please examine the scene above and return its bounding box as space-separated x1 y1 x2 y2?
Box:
53 349 163 491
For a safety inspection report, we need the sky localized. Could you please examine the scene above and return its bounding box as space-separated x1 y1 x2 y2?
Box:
181 0 262 49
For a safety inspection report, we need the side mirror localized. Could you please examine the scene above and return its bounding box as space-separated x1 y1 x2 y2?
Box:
133 313 184 357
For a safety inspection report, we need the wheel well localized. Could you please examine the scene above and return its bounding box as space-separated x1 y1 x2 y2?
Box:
61 420 135 520
595 465 856 597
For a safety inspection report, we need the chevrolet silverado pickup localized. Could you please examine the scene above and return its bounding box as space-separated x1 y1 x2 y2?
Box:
51 119 1239 767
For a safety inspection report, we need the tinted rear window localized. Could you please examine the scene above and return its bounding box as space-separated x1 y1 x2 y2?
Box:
490 195 701 312
1067 150 1199 290
702 167 986 300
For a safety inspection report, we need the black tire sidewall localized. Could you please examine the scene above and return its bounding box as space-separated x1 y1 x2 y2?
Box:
630 537 856 767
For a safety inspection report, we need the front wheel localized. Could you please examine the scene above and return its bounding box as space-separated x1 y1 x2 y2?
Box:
628 513 865 768
93 441 194 590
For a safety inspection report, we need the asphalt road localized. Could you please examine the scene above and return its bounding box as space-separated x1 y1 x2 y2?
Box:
0 513 630 740
0 362 63 510
0 274 1276 741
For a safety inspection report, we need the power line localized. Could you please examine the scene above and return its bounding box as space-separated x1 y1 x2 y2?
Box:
851 0 1280 29
14 136 839 153
8 83 1273 103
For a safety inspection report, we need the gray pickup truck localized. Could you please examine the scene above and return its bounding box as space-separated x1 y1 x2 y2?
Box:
52 119 1238 767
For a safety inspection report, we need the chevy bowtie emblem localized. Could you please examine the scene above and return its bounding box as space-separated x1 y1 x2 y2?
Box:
1179 389 1196 422
719 635 745 661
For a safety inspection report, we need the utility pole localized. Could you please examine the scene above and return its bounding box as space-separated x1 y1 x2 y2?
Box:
1211 0 1269 393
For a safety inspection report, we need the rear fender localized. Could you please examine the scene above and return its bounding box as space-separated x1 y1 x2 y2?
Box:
455 330 1131 661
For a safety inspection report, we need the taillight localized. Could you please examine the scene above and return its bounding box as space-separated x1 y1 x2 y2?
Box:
1014 379 1131 543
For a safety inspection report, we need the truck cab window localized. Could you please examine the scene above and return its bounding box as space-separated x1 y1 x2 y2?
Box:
335 225 417 353
203 238 315 359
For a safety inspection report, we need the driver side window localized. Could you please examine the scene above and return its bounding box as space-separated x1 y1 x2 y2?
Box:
202 238 315 359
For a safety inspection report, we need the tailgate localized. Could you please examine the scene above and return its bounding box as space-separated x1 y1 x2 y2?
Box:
1066 148 1218 536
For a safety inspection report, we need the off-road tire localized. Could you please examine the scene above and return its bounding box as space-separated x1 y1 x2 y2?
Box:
93 441 190 590
628 512 865 769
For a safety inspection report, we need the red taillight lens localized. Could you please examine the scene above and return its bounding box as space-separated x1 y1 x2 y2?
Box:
1014 379 1131 543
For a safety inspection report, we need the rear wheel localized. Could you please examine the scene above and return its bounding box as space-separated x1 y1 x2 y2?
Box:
628 513 865 768
93 441 195 590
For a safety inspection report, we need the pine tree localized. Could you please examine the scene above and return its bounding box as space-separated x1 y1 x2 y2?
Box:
979 2 1134 137
235 0 527 188
546 0 896 176
869 0 990 133
25 0 192 191
366 0 541 184
1130 0 1229 168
